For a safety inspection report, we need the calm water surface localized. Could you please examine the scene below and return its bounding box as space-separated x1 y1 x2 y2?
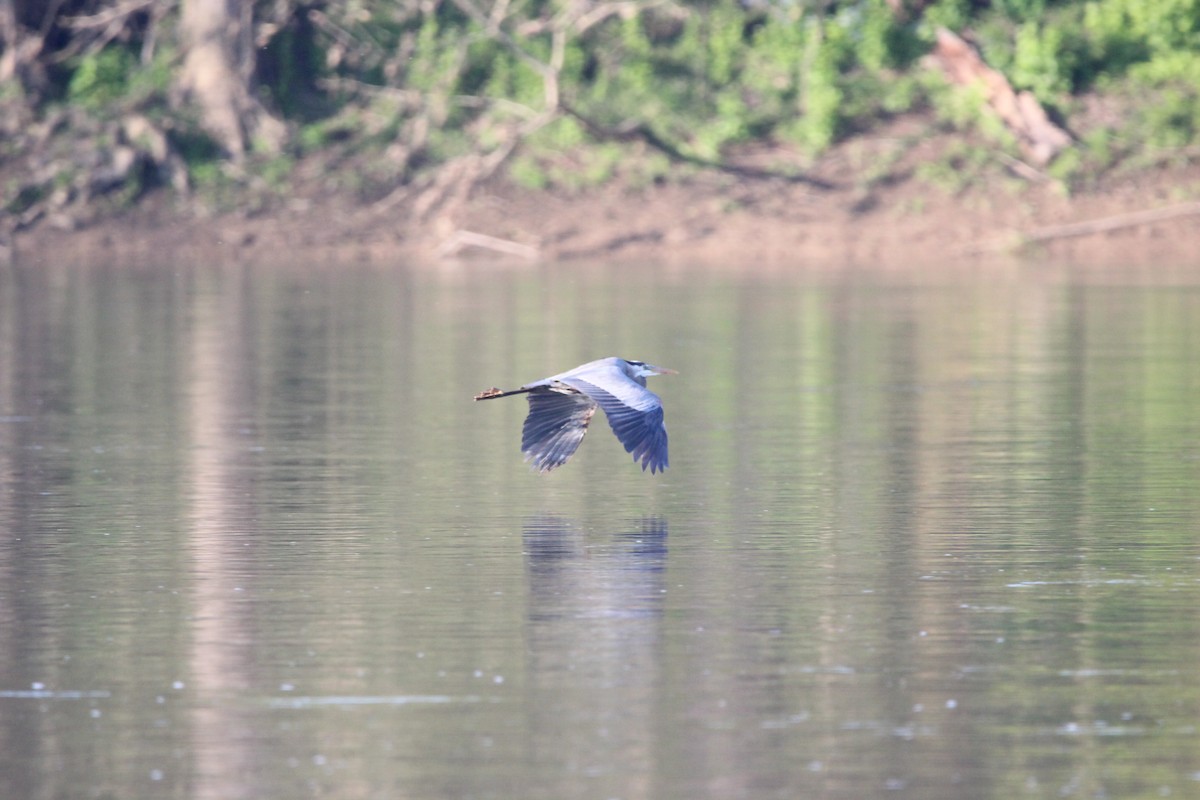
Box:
1 260 1199 800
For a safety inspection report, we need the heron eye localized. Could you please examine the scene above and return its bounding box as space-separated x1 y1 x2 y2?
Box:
627 360 644 366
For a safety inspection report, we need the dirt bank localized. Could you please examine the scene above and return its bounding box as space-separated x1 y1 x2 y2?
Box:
11 126 1200 271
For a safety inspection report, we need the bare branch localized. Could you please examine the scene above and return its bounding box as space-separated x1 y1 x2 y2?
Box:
49 0 163 63
318 76 424 108
65 0 159 31
437 229 539 259
450 0 556 90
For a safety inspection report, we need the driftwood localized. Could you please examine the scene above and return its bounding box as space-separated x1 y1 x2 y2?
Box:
1020 202 1200 245
437 229 540 260
962 201 1200 254
929 28 1071 166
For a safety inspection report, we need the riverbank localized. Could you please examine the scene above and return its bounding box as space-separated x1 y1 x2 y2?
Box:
12 124 1200 271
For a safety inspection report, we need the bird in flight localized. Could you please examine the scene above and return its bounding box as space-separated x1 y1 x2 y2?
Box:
474 357 675 473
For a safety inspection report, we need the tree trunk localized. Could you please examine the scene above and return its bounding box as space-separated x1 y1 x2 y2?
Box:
0 0 53 93
177 0 284 160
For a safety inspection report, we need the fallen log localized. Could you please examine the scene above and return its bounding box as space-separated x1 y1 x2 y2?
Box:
437 229 540 260
928 28 1072 166
961 201 1200 254
1020 202 1200 244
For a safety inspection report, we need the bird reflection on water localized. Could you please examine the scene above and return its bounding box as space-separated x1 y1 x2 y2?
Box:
521 517 669 781
523 517 668 622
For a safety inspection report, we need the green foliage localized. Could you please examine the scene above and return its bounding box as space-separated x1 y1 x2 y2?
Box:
795 20 845 152
20 0 1200 207
977 0 1200 96
914 139 1002 193
172 126 223 172
257 14 327 120
555 0 930 163
1045 142 1084 187
1100 0 1200 52
1008 21 1079 99
858 0 926 71
259 154 295 189
6 181 46 214
922 0 973 33
1138 85 1200 147
915 0 1200 184
128 50 173 104
508 156 548 191
508 117 621 192
68 47 136 109
479 42 545 109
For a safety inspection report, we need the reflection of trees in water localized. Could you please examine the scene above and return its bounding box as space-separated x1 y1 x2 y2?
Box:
186 268 265 800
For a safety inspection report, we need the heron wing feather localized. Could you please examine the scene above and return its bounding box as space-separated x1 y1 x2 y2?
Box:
561 375 669 474
521 389 596 472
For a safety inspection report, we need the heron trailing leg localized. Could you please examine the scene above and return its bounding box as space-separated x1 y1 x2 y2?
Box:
474 387 531 401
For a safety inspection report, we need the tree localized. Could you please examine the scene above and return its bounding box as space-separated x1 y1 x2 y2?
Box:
176 0 284 160
0 0 62 96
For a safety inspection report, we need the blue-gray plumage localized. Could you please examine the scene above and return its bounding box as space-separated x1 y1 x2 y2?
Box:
474 357 675 473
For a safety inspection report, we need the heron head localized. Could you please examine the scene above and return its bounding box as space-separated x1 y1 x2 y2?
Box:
625 359 677 379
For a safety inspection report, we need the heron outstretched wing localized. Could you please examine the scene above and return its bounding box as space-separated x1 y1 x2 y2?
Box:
480 356 672 474
521 390 597 472
560 374 669 474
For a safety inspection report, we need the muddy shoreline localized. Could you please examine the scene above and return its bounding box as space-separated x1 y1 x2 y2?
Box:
12 141 1200 272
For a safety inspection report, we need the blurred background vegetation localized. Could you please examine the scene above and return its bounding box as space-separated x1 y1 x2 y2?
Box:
3 0 1200 229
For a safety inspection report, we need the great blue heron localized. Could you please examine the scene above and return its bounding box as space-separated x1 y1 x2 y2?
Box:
474 357 675 473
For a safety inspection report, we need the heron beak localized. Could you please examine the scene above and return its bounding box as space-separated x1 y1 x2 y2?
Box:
648 365 677 375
